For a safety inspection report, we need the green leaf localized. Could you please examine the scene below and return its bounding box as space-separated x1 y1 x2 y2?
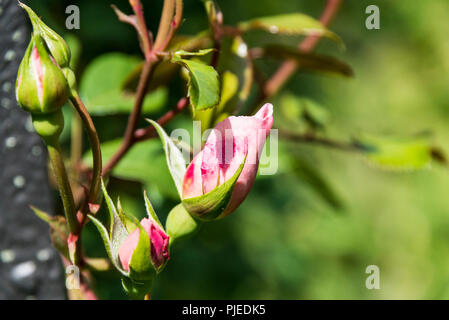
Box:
145 119 187 198
30 206 69 258
182 154 247 221
166 203 201 245
290 155 343 210
355 134 435 171
80 53 167 115
217 36 253 114
239 13 343 46
173 48 215 58
171 55 220 111
168 32 213 52
121 277 153 300
83 138 178 199
278 93 330 132
259 45 353 77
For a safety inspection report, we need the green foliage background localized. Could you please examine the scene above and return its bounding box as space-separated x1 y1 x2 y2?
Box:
28 0 449 299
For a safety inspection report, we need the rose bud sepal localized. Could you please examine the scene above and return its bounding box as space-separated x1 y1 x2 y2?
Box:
19 2 71 68
182 154 247 221
165 204 202 246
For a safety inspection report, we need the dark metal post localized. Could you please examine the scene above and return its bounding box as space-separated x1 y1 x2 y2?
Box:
0 0 65 299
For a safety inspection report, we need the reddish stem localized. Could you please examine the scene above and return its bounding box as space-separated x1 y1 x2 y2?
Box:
134 97 189 142
102 60 156 176
129 0 153 60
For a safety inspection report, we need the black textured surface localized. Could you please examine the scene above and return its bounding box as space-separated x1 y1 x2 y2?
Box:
0 0 65 299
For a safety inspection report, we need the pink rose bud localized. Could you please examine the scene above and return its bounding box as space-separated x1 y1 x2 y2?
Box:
118 217 170 272
182 103 273 218
16 34 69 115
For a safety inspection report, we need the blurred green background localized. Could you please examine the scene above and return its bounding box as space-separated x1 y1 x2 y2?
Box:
26 0 449 299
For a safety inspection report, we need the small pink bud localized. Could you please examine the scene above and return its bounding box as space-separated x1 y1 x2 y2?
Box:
118 218 170 272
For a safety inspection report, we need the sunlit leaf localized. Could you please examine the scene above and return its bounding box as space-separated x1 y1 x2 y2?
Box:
168 32 213 52
173 48 215 57
355 134 436 171
171 54 220 111
239 13 343 46
217 36 253 114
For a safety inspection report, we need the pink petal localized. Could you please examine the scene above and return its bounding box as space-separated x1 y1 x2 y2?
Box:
118 228 140 272
31 46 44 106
181 104 274 215
118 218 170 271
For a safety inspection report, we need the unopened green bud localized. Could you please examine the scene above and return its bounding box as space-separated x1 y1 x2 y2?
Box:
19 2 71 68
16 34 69 114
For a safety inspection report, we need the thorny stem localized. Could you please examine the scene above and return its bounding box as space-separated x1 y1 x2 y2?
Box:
134 97 189 142
102 60 156 176
103 0 185 176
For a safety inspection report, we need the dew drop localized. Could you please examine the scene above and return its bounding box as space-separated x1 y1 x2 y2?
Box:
4 50 16 61
13 175 26 188
0 249 16 263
